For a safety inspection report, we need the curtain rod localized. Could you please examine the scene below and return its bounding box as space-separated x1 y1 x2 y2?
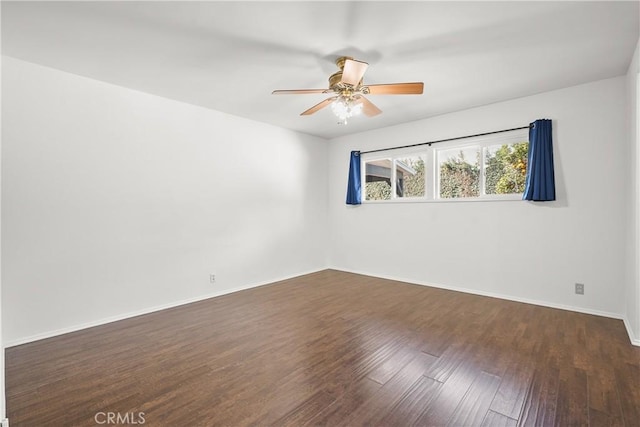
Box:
359 124 532 155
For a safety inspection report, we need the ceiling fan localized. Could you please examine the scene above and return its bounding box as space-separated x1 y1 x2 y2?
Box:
272 56 424 124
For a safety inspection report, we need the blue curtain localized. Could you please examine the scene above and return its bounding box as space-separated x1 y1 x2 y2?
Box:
523 119 555 201
346 151 362 205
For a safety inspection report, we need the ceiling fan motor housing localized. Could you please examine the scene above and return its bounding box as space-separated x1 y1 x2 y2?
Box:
329 71 343 89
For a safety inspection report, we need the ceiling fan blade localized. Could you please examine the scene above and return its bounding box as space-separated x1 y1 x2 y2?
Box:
272 89 329 95
341 59 369 86
364 82 424 95
301 97 338 116
357 96 382 117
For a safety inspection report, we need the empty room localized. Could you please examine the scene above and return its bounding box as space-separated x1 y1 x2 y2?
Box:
1 1 640 426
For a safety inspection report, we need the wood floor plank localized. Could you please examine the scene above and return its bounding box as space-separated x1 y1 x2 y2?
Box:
337 351 438 426
615 362 640 426
306 378 381 426
587 369 624 427
271 390 336 427
481 410 518 427
490 359 535 419
518 366 560 427
350 337 409 382
377 375 442 426
445 371 502 427
5 270 639 427
555 366 589 427
414 360 481 426
367 341 419 385
423 341 474 383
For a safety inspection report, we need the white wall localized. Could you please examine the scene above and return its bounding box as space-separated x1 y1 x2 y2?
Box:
0 19 5 419
1 57 328 345
626 38 640 343
329 77 628 319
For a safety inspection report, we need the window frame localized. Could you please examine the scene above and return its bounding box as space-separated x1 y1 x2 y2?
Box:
361 130 528 204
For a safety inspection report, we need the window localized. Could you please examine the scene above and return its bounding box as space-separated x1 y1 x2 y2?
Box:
361 132 528 202
365 156 426 200
396 156 425 198
364 159 392 200
483 142 529 195
437 147 480 198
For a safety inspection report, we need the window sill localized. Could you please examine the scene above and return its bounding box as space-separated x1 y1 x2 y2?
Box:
362 195 523 204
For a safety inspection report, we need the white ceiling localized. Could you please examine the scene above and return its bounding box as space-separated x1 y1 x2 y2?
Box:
2 1 638 139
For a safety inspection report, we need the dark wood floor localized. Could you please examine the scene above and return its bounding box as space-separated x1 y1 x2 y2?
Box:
6 270 640 426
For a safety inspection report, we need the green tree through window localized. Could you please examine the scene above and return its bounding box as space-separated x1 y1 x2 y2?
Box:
397 157 425 198
485 142 528 194
439 150 480 198
365 181 392 200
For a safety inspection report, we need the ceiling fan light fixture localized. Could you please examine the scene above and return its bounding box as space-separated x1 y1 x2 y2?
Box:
331 96 363 125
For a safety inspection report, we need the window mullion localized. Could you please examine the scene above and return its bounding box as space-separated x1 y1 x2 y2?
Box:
426 148 435 200
480 145 486 198
391 158 397 199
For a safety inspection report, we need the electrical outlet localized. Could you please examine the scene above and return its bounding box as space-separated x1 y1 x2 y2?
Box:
575 283 584 295
210 274 216 284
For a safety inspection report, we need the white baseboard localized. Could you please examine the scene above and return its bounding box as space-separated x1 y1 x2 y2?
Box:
4 268 326 348
623 317 640 346
331 267 640 347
